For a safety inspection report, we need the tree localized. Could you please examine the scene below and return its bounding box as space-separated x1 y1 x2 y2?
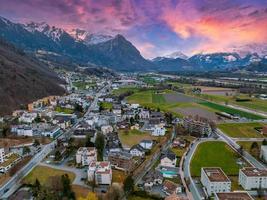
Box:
78 192 98 200
95 133 105 161
123 175 134 195
54 150 62 161
238 145 244 156
85 134 94 147
33 139 40 147
129 117 134 126
75 103 84 113
23 146 31 155
262 139 267 146
250 142 260 158
61 174 75 199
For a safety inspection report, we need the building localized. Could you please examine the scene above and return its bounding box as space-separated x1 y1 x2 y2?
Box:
139 110 150 119
260 145 267 162
0 148 5 163
18 112 37 123
108 151 134 172
214 192 253 200
163 180 180 196
143 170 163 188
139 140 153 150
42 126 61 138
101 125 113 135
130 144 146 157
183 117 212 136
87 161 112 185
201 168 231 196
238 167 267 190
152 126 166 136
76 147 97 166
161 150 177 167
0 152 21 173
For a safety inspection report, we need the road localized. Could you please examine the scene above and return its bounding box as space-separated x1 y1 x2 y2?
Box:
0 83 110 198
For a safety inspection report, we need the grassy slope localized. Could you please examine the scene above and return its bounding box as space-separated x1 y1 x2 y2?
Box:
218 122 265 138
190 141 241 176
23 165 75 186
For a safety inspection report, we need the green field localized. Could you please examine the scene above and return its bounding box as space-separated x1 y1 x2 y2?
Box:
199 101 264 120
73 81 96 90
197 93 267 113
55 106 74 114
237 141 262 152
23 166 75 186
112 87 140 96
118 129 156 148
218 122 265 138
99 102 113 110
190 141 243 177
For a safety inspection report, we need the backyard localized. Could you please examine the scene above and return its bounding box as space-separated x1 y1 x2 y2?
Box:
218 122 266 138
118 129 156 148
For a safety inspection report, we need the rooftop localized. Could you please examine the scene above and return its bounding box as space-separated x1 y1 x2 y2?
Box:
215 192 253 200
241 167 267 177
202 167 230 182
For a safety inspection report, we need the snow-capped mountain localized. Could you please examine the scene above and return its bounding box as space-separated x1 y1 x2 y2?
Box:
24 22 65 42
230 43 267 58
164 51 188 60
68 28 114 45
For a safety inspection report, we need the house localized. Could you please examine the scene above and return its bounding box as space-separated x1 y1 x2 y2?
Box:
11 125 34 137
101 125 113 135
201 167 231 196
130 104 139 109
214 192 253 200
108 151 134 173
112 104 122 116
53 114 77 129
73 129 97 142
139 140 153 150
76 147 97 166
163 180 180 196
105 132 122 153
130 144 146 157
260 145 267 162
130 123 140 130
139 110 150 119
116 121 130 129
152 125 166 136
161 150 177 167
172 139 186 148
183 117 212 136
143 170 163 188
0 148 5 163
238 167 267 190
87 161 112 185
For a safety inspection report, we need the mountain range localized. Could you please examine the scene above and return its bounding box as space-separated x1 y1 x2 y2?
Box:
0 38 65 115
0 16 267 72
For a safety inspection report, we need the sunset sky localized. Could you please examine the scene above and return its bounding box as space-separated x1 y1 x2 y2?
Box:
1 0 267 58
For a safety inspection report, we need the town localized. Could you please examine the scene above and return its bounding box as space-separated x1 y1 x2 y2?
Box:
0 70 266 200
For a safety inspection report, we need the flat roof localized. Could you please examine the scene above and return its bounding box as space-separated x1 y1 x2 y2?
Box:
241 167 267 177
203 167 230 182
215 192 253 200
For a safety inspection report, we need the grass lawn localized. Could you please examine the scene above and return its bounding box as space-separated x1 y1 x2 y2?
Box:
152 93 166 104
218 122 265 138
172 148 186 157
112 87 139 96
99 102 113 110
237 141 262 152
190 141 241 177
23 165 75 186
118 129 156 148
199 101 264 120
112 169 126 183
73 81 96 90
128 195 155 200
55 106 74 114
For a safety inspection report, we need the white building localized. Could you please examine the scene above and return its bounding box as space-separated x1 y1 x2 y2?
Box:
101 125 113 135
260 145 267 162
160 151 177 167
0 148 5 163
239 167 267 190
139 110 150 119
88 161 112 185
42 126 61 138
139 140 153 150
201 168 231 196
76 147 97 166
130 144 145 157
152 126 166 136
18 112 37 123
